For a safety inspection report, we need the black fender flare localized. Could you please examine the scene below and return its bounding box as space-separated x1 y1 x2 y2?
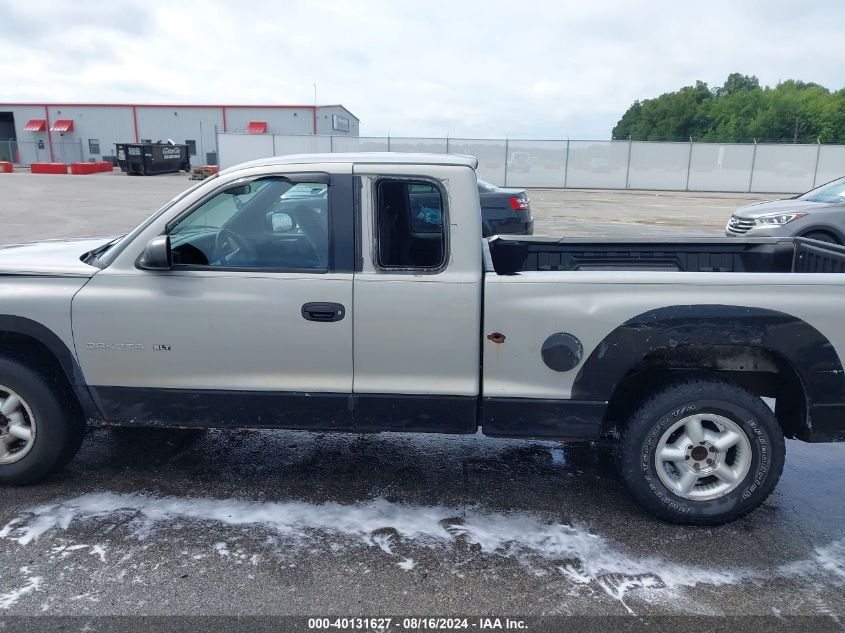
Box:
571 305 845 407
0 314 103 421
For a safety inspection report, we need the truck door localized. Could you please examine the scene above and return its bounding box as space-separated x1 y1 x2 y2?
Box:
352 164 483 432
72 168 355 430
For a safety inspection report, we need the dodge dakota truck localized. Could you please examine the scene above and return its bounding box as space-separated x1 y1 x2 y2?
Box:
1 153 844 525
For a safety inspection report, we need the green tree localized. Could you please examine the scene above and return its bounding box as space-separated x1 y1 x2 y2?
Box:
713 73 760 98
612 74 845 143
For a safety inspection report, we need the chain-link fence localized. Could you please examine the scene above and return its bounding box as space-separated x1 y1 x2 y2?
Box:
217 133 845 194
0 139 83 165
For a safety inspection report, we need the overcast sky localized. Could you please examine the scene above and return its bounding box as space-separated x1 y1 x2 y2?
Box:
1 0 843 138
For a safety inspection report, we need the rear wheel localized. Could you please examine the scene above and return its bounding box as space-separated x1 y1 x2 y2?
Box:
0 357 85 485
616 378 785 525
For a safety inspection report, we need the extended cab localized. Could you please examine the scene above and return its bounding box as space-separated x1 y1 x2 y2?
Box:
1 153 844 525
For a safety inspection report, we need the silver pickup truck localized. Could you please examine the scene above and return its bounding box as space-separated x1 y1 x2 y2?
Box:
1 153 844 525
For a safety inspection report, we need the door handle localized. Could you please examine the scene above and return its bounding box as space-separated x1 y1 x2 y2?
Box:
302 302 345 322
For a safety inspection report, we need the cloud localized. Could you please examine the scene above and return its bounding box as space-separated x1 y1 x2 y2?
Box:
0 0 843 137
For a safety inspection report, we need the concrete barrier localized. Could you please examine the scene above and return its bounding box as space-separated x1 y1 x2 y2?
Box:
31 163 68 175
70 162 114 175
0 162 12 173
70 162 99 175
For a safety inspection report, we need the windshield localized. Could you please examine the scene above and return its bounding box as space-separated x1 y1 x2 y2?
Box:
477 179 498 192
799 177 845 204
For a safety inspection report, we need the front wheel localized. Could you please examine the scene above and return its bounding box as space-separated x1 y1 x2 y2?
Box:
0 358 86 485
802 231 839 245
617 378 785 525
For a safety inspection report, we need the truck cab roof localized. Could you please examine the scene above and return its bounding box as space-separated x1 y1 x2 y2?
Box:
221 152 479 175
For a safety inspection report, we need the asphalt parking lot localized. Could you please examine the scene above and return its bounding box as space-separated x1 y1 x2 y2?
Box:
0 171 842 624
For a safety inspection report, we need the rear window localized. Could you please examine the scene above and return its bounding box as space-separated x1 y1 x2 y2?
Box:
375 179 446 270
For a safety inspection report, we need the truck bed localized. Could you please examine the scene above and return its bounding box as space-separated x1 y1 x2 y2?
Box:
487 236 845 275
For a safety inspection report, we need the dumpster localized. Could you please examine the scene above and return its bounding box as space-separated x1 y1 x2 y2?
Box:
115 142 191 175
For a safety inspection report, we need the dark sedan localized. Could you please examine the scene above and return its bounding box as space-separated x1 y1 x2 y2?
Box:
478 179 534 237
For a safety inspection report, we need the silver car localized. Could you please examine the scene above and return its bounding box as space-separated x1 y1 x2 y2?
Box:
726 176 845 243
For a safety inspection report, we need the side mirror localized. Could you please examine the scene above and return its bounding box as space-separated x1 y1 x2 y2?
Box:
139 235 173 270
267 211 295 233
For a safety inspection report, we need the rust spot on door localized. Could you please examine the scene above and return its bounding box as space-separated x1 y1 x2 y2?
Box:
487 332 506 344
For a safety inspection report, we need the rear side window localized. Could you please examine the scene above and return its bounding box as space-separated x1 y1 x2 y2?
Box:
375 179 446 270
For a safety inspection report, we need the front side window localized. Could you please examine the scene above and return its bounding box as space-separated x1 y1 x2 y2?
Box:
168 177 329 270
375 179 446 269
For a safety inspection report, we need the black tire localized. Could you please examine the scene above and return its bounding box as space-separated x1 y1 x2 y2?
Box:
0 357 86 485
802 231 839 245
616 377 785 525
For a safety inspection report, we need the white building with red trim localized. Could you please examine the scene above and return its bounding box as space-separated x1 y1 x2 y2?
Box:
0 103 359 166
